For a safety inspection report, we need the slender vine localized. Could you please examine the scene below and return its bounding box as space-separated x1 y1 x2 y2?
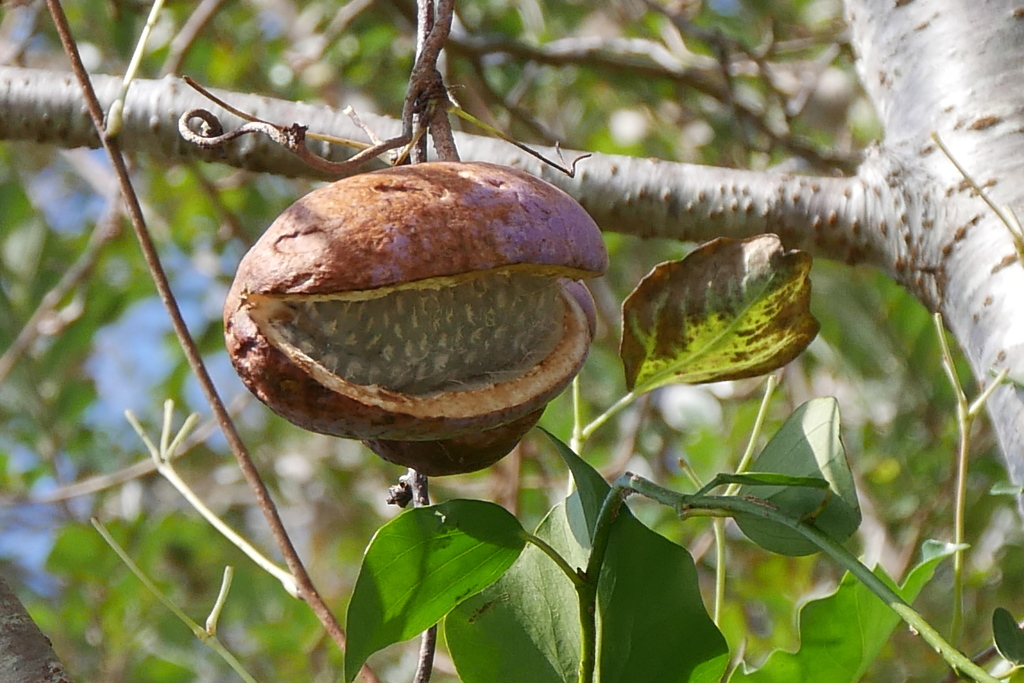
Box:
44 2 382 681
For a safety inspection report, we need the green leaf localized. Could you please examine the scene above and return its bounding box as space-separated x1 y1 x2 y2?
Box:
1002 365 1024 391
343 500 526 682
446 501 586 683
732 541 958 682
993 608 1024 666
620 234 818 393
48 522 121 581
735 398 861 556
597 513 730 682
541 427 610 544
452 431 728 682
920 538 967 562
990 481 1024 496
712 472 831 490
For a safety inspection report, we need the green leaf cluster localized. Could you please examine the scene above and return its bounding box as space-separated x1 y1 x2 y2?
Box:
344 435 729 682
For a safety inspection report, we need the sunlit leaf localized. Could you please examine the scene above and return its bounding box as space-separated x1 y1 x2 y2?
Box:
732 542 958 682
993 607 1024 666
598 513 730 682
47 522 120 581
344 500 526 682
735 398 860 556
990 481 1024 496
620 234 818 393
446 501 586 683
541 427 610 544
542 431 729 681
713 472 830 490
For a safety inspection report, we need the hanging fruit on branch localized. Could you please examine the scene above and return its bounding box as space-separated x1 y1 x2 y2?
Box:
224 162 608 474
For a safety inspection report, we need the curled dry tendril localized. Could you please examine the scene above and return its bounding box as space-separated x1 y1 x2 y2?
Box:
177 77 410 176
178 77 590 178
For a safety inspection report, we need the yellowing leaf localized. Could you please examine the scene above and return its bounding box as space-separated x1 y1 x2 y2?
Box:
620 234 818 393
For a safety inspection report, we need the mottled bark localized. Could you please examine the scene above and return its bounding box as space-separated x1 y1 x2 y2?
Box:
0 65 884 262
846 0 1024 492
0 573 73 683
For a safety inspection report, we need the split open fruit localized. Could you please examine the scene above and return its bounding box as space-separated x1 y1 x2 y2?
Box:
224 162 607 474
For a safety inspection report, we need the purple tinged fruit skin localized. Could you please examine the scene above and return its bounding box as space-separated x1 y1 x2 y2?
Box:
223 162 607 474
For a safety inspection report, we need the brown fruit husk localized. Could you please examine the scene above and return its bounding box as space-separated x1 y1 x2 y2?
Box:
224 162 607 473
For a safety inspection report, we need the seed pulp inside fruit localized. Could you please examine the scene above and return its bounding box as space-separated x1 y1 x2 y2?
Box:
265 271 565 395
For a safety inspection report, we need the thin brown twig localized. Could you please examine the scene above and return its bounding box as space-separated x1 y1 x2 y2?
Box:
160 0 227 76
402 1 455 678
464 58 560 144
419 0 456 78
182 76 266 123
184 160 246 242
178 77 409 174
426 101 458 161
286 0 377 73
44 3 381 681
406 0 435 163
443 30 855 173
423 0 458 161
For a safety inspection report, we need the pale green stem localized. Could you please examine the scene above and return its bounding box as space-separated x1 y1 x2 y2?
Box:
92 519 259 683
615 474 997 683
932 133 1024 261
206 566 234 636
579 391 638 445
935 313 971 643
154 442 298 597
571 376 585 455
712 517 726 625
970 367 1009 420
676 457 704 490
714 374 777 625
577 482 632 683
724 375 778 496
125 404 299 598
931 137 1024 636
160 398 173 457
524 532 585 588
106 0 167 136
930 141 1024 634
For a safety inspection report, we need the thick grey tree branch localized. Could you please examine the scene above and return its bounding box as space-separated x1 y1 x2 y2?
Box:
845 0 1024 497
0 65 873 262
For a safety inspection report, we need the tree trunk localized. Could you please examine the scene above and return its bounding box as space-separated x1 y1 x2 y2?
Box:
0 0 1021 507
846 0 1024 499
0 573 74 683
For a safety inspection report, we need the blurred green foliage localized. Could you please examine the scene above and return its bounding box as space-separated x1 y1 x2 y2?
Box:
1 0 1022 681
